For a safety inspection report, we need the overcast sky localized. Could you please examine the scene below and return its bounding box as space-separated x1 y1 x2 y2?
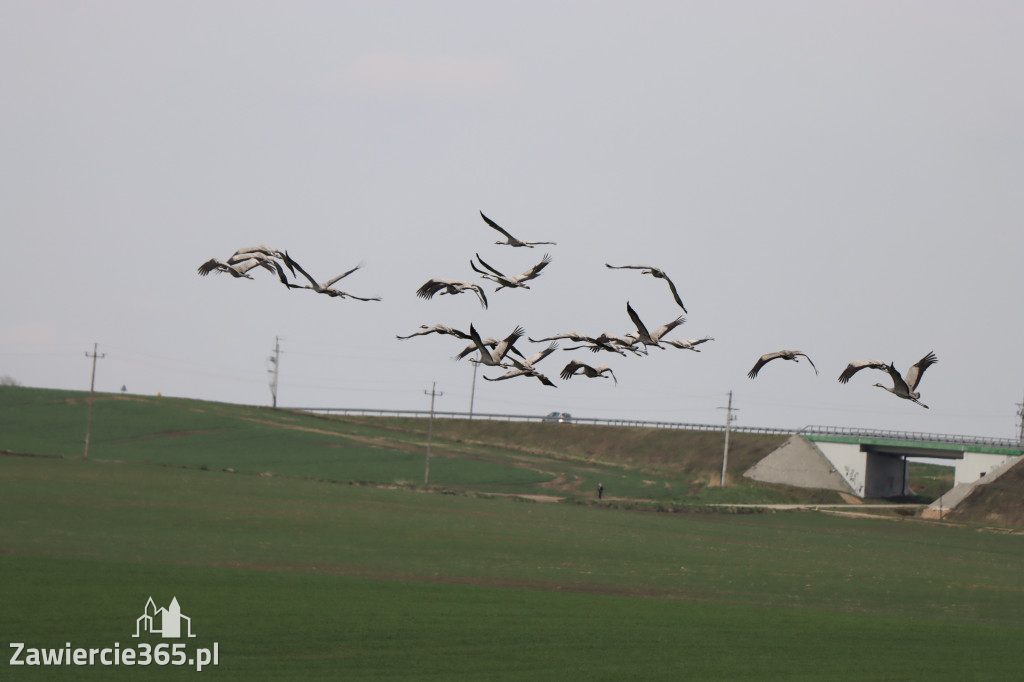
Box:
3 2 1022 440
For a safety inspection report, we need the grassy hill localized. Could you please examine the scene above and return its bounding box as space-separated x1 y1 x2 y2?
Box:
0 385 974 510
0 385 839 506
338 413 783 479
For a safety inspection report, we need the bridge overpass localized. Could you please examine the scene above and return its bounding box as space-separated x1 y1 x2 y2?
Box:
746 426 1022 499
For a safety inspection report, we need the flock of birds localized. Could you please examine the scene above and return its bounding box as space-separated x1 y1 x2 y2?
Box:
198 212 938 409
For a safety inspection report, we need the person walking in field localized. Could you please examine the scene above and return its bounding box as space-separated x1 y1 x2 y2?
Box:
597 483 604 500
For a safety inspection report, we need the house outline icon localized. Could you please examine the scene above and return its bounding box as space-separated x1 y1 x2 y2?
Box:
132 597 196 638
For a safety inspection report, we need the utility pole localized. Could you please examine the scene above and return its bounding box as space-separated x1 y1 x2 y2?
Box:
423 382 442 486
268 336 281 408
83 343 105 458
1016 390 1024 444
468 362 478 419
717 390 738 487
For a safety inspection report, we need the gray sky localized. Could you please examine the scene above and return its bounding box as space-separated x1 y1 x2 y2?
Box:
3 2 1022 439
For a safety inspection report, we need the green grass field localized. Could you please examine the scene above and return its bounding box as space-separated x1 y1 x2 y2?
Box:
3 456 1023 680
0 387 844 505
2 387 1020 680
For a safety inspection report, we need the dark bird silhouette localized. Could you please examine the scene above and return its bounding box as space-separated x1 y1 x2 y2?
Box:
466 324 524 367
286 259 381 301
471 252 552 290
396 324 471 341
748 350 818 379
197 245 293 285
559 359 617 385
484 342 559 387
606 263 687 312
529 332 624 356
480 211 557 248
625 301 686 350
662 337 715 352
416 278 488 309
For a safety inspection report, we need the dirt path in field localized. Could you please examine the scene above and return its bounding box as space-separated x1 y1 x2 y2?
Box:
486 492 563 503
707 503 926 510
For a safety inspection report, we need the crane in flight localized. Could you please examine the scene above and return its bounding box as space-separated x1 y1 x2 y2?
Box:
747 350 818 379
453 336 527 362
480 211 557 248
197 245 293 285
625 301 686 350
529 332 624 356
484 342 559 387
560 359 617 385
662 337 715 352
839 352 938 408
591 332 648 356
396 324 470 340
285 259 381 301
466 324 524 367
606 263 687 313
416 278 489 309
470 252 552 291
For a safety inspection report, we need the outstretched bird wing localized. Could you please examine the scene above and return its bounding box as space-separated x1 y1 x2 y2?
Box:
323 262 364 288
496 325 525 360
480 211 517 241
415 279 445 300
284 253 321 289
607 264 687 313
559 359 587 381
471 283 489 309
625 302 653 343
650 315 687 342
838 359 888 384
520 253 552 280
197 258 224 276
471 253 506 277
660 273 688 313
606 263 654 271
747 352 781 379
903 351 938 392
520 341 559 367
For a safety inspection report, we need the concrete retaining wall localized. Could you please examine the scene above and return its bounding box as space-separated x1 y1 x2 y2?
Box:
743 435 856 494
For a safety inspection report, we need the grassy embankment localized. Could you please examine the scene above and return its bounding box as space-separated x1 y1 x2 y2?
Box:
0 385 851 506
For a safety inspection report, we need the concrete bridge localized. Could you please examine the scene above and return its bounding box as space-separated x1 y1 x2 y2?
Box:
744 426 1022 500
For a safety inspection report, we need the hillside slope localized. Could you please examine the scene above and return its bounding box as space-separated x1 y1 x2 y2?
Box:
329 413 785 481
947 457 1024 527
1 385 824 503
